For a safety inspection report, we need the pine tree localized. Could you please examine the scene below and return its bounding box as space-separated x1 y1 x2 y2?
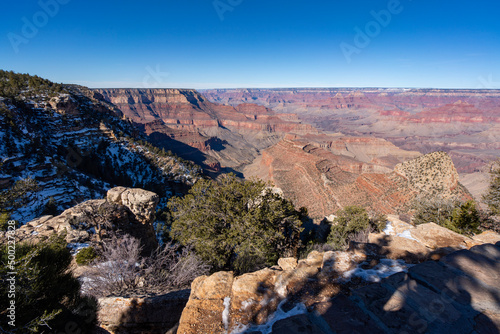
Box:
168 174 304 273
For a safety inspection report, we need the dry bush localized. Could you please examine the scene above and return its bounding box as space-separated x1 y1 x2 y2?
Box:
83 234 209 298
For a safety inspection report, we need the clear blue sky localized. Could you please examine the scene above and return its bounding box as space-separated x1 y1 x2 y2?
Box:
1 0 499 89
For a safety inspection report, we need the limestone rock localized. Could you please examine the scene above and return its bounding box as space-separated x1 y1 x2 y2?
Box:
368 233 430 262
410 222 473 250
107 187 159 225
230 268 280 327
384 214 415 235
177 271 234 334
321 251 360 276
278 257 298 271
473 231 500 245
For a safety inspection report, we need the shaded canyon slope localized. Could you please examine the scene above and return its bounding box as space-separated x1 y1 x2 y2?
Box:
93 89 317 173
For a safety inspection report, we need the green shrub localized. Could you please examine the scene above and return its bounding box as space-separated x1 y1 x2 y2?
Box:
450 200 481 235
168 174 304 273
483 160 500 217
75 246 98 265
413 197 482 236
0 234 98 332
327 206 370 250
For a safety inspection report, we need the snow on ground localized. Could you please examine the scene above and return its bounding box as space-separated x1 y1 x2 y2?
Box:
397 229 418 241
67 243 90 255
231 301 307 334
383 221 394 235
343 259 414 283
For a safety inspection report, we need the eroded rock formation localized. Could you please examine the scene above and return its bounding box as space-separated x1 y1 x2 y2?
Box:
2 187 159 252
244 138 470 219
176 227 500 334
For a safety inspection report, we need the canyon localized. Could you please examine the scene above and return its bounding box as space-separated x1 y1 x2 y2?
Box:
93 88 489 218
203 88 500 178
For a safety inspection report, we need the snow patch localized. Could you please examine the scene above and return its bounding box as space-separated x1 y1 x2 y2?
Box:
397 229 417 241
343 258 414 283
67 243 90 255
240 299 254 311
223 297 231 331
231 301 307 334
383 221 394 235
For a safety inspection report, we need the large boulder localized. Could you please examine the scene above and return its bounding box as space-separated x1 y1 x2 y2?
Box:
98 290 190 334
368 233 430 263
409 222 476 250
107 187 159 225
5 188 159 253
177 271 234 334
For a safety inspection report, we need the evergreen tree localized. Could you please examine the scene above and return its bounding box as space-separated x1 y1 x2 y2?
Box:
168 174 304 273
483 161 500 216
0 234 98 332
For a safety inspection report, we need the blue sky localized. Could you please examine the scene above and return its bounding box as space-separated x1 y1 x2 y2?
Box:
1 0 499 89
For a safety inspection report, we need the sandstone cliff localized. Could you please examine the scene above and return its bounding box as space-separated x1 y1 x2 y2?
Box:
94 89 317 171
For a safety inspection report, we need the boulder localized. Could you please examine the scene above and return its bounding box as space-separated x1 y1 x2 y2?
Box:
230 268 281 327
107 187 159 225
384 214 415 235
98 290 190 334
410 223 473 250
321 251 360 276
177 271 234 334
473 231 500 245
368 233 430 262
278 257 298 271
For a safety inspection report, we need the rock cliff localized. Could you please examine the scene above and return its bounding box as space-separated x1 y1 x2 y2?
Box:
1 187 159 253
244 139 470 219
94 89 317 172
203 88 500 174
176 226 500 333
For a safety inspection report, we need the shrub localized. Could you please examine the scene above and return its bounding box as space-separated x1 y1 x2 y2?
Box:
412 197 457 226
483 160 500 217
0 234 98 332
168 174 304 273
83 234 209 298
450 200 481 235
327 206 370 250
75 246 98 265
413 197 482 235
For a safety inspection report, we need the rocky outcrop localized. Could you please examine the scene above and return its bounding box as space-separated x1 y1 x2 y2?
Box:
176 251 364 334
313 243 500 334
98 290 190 334
394 151 464 199
2 187 159 252
49 94 80 115
176 227 500 333
107 187 159 225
